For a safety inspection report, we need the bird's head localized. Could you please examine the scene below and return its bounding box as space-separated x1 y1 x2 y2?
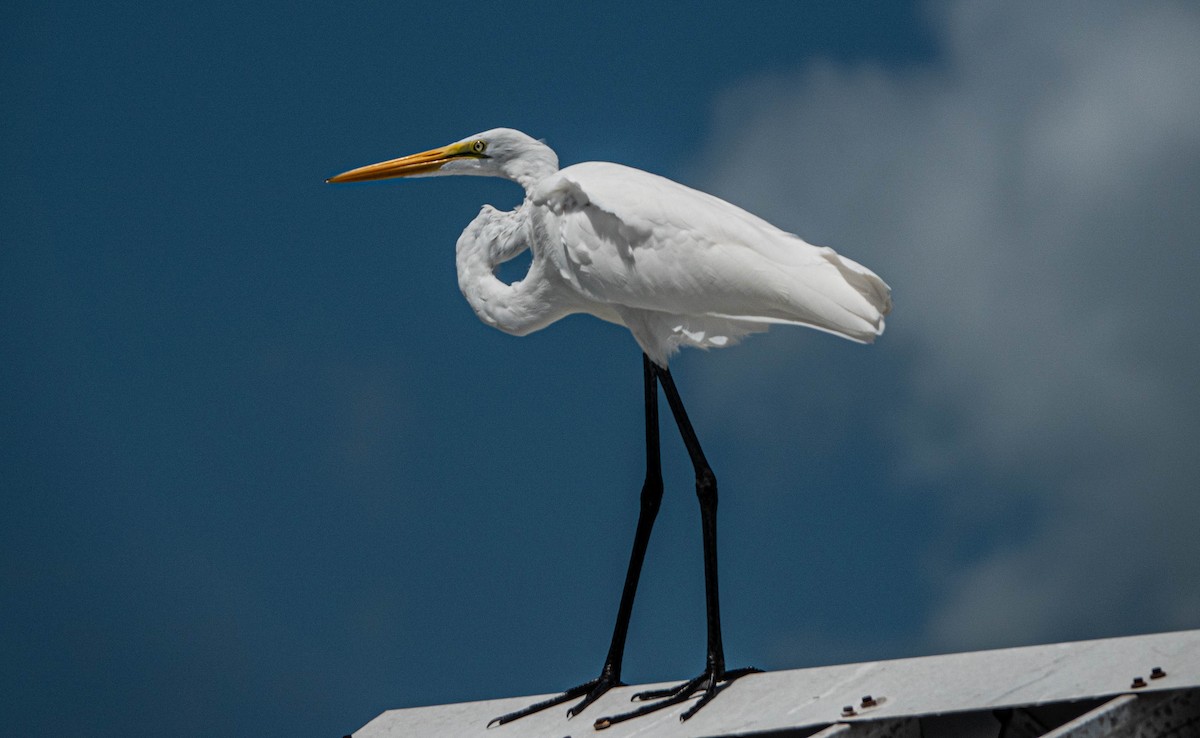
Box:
326 128 558 189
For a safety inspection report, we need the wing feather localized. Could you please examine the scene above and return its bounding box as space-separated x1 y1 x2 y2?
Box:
531 162 891 361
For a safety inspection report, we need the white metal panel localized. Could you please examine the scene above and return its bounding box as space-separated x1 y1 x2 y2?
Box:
1041 690 1200 738
348 629 1200 738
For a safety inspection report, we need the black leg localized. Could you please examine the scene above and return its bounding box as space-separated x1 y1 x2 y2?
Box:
585 353 664 705
594 363 758 730
488 354 664 727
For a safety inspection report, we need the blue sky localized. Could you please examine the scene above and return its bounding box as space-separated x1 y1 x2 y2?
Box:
4 2 1199 736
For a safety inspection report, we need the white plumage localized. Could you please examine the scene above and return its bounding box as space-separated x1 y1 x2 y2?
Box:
329 128 890 365
327 127 892 729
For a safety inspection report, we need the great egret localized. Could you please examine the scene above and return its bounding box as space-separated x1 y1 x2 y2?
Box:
327 128 891 729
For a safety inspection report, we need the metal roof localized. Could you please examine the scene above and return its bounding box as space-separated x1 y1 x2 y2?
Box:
346 629 1200 737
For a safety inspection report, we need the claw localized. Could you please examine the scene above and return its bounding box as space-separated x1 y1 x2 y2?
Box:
594 666 759 728
566 678 622 719
487 672 623 727
632 674 702 702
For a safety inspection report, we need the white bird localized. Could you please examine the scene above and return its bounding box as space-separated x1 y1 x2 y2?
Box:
328 128 890 729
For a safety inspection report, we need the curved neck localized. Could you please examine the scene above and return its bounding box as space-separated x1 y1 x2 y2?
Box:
455 203 571 336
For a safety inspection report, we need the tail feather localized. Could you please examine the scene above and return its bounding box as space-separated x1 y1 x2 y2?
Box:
719 248 891 344
822 250 891 341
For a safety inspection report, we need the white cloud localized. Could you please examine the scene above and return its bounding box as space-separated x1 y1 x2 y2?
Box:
694 0 1200 650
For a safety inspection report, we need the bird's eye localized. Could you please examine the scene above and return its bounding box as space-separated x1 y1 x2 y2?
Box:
472 140 487 154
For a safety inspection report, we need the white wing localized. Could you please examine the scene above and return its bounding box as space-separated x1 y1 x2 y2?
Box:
532 162 891 364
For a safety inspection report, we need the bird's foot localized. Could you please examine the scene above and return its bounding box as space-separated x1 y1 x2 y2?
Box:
487 670 624 728
592 665 760 729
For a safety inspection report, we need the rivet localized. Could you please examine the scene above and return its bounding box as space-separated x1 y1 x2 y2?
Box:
841 705 856 717
861 695 878 708
1131 676 1147 689
1150 667 1166 679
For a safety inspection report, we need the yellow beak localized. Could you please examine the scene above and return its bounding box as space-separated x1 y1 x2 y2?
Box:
326 141 476 183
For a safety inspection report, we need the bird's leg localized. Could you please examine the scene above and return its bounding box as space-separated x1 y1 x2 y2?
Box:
594 364 759 730
488 354 664 727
